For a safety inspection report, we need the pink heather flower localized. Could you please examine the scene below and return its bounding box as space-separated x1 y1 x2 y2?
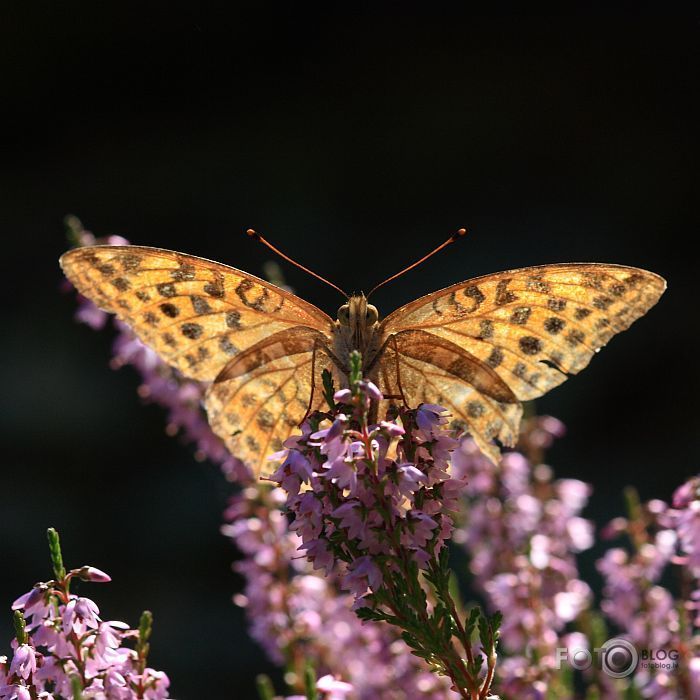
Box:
62 597 100 635
673 476 700 508
224 487 455 698
94 620 130 664
274 379 462 614
74 296 109 330
333 388 352 404
316 674 354 699
596 477 700 697
358 380 382 403
344 556 382 598
454 417 595 693
401 512 438 551
0 685 32 700
331 503 365 540
415 403 448 432
8 646 35 681
80 566 112 583
4 571 171 699
675 500 700 573
271 450 313 496
396 464 427 497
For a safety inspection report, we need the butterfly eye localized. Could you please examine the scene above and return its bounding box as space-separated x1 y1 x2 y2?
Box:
337 304 350 325
366 304 379 325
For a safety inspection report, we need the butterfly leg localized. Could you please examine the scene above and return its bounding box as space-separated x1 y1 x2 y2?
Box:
366 333 409 405
299 339 346 425
389 334 410 408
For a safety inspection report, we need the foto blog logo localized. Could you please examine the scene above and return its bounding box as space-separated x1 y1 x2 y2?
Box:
555 637 680 678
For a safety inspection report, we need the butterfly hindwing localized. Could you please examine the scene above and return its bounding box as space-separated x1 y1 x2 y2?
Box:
370 331 523 463
206 329 342 475
60 245 334 382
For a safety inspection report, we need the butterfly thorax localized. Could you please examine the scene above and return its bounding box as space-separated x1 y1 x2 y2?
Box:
334 294 381 368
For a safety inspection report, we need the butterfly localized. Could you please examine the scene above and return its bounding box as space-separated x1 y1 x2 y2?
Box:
60 228 666 475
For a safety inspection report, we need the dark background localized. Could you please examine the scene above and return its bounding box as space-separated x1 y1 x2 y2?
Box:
1 6 698 698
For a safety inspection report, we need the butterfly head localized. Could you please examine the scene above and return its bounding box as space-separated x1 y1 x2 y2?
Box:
337 293 379 351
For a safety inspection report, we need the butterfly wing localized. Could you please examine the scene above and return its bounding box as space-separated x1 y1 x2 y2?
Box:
369 329 522 463
206 327 342 476
60 245 334 382
379 263 665 459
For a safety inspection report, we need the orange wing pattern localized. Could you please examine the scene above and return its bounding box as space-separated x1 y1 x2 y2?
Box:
62 247 666 472
379 263 665 460
382 264 665 401
60 246 334 382
206 328 341 475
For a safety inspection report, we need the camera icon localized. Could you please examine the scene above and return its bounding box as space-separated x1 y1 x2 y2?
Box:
599 638 639 678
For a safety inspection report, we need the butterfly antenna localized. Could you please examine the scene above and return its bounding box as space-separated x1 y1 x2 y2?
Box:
246 229 349 298
367 227 468 298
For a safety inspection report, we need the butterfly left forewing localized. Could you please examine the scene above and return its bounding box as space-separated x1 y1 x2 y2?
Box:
60 245 334 382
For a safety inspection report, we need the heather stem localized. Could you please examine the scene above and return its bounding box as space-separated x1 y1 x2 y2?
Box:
304 664 318 700
71 675 84 700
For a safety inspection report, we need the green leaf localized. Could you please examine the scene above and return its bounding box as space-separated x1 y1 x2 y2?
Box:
466 607 480 633
401 631 424 651
304 663 318 700
13 610 27 645
136 610 153 671
624 684 644 700
583 681 601 700
70 675 84 700
489 610 503 640
468 654 484 676
256 674 275 700
349 350 363 386
47 527 66 581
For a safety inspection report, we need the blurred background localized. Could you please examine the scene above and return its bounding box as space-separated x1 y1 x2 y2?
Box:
1 5 698 698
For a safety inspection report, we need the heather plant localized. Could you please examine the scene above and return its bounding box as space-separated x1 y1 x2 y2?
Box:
22 218 697 698
269 351 502 698
1 528 170 700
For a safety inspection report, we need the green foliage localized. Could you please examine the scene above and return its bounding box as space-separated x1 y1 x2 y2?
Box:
70 675 84 700
13 609 27 645
136 610 153 672
47 527 66 581
256 674 276 700
349 350 362 387
304 663 318 700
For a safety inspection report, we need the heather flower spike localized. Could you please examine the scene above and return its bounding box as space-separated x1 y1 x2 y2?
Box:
272 349 502 699
2 529 171 699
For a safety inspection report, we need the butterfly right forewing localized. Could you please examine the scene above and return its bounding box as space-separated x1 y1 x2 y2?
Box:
375 262 665 462
382 263 666 402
